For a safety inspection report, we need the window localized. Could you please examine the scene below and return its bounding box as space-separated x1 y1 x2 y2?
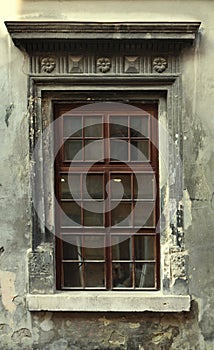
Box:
5 20 199 310
54 102 159 290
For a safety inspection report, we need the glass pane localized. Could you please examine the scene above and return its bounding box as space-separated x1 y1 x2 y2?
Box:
135 236 155 260
84 204 104 226
134 173 155 199
110 140 128 161
63 116 82 138
110 116 128 137
83 174 103 199
84 140 104 160
131 140 149 161
84 116 103 137
111 237 132 260
61 202 81 226
63 263 82 287
64 140 82 161
85 263 105 287
134 202 155 227
112 263 133 288
111 202 132 226
135 263 155 288
111 174 131 199
60 174 81 199
62 240 81 260
130 116 149 137
84 236 105 260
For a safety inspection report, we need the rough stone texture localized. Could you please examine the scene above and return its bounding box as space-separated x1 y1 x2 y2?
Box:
28 246 54 294
0 1 214 349
29 302 203 350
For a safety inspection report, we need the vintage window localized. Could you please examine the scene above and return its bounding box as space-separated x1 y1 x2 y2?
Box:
54 102 159 290
5 21 200 311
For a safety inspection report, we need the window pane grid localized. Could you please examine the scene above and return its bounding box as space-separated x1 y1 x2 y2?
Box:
62 115 104 162
56 105 159 290
109 115 150 162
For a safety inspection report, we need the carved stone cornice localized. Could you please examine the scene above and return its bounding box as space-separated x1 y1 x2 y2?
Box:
5 21 201 39
5 21 201 54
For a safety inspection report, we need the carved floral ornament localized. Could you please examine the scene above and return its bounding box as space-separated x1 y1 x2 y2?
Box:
41 57 56 73
96 57 111 73
153 57 168 73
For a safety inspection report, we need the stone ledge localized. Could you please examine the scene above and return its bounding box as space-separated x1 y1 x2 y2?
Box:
26 292 191 312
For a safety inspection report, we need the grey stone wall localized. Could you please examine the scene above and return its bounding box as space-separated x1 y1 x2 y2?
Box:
0 302 204 350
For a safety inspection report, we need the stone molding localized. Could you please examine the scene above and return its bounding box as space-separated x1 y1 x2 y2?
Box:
5 21 201 41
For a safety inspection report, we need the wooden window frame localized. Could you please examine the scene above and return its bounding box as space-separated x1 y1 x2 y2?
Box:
54 102 160 291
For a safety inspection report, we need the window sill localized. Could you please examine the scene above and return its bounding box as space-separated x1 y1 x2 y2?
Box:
26 292 191 312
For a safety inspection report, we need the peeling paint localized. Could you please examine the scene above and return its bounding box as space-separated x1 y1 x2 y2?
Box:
183 189 192 230
0 246 4 256
5 103 14 127
0 270 16 313
129 322 140 329
40 313 54 332
98 316 111 326
11 328 32 343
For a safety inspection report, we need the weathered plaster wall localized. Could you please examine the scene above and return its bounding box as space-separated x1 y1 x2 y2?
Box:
0 1 214 349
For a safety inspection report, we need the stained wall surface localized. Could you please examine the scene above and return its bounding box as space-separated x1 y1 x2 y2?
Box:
0 1 214 349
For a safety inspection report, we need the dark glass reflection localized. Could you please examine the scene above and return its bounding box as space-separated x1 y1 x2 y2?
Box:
110 140 128 161
111 237 132 260
111 174 131 199
84 116 103 137
112 263 133 288
83 174 103 199
61 202 81 226
63 263 82 287
130 116 149 137
110 117 128 137
84 205 104 226
131 140 149 161
84 140 104 160
134 173 155 199
111 203 132 226
85 263 105 287
60 174 81 199
134 236 155 260
135 263 155 288
64 140 82 161
84 236 105 260
62 240 80 260
134 202 155 227
63 116 82 138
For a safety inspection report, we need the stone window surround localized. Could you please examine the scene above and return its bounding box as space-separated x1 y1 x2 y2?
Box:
5 21 201 312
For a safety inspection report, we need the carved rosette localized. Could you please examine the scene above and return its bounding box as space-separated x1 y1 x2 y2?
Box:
97 57 111 73
41 57 56 73
153 57 167 73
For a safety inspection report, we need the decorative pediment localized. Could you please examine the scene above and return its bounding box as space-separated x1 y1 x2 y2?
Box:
4 21 201 77
5 21 200 53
